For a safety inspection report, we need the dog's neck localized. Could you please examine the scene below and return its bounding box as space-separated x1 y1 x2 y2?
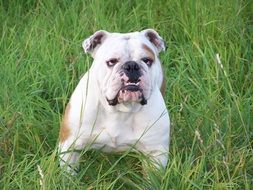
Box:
100 96 143 113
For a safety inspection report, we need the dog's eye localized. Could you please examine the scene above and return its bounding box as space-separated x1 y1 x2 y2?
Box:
141 57 153 67
106 58 119 67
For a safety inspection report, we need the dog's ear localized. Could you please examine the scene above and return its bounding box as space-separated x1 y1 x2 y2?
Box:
141 29 166 53
82 30 108 56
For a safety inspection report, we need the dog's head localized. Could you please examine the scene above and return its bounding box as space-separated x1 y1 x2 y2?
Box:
82 29 166 110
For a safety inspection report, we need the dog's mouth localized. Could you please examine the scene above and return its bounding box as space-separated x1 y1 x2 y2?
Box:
121 84 140 92
107 83 147 106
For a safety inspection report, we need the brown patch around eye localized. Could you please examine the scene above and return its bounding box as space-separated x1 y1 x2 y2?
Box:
59 103 71 143
142 44 155 61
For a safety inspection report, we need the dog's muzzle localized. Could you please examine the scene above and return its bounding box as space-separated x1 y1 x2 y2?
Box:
106 61 147 106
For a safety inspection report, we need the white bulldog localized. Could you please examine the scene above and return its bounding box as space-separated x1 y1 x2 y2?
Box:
59 29 170 173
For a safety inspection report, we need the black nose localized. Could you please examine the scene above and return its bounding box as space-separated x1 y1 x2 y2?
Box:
123 61 141 83
123 61 140 72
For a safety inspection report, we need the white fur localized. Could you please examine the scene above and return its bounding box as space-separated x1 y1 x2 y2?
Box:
59 30 170 173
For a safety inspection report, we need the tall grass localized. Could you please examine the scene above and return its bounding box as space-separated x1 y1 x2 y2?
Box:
0 0 252 189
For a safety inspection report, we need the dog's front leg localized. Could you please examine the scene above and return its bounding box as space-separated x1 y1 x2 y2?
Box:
59 140 81 174
148 149 168 169
58 103 85 174
139 145 169 169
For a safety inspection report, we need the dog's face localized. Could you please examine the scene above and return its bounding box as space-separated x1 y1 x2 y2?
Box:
82 29 166 108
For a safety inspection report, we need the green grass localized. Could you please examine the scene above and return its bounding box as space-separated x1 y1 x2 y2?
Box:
1 0 253 189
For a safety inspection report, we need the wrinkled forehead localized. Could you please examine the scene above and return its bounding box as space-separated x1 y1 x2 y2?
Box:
95 33 156 60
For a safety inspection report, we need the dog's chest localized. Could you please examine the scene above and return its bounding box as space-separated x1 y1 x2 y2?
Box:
89 113 142 152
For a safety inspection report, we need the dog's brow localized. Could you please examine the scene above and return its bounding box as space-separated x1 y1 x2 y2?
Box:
142 44 155 60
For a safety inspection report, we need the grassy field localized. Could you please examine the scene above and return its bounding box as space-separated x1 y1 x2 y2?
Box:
1 0 253 189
